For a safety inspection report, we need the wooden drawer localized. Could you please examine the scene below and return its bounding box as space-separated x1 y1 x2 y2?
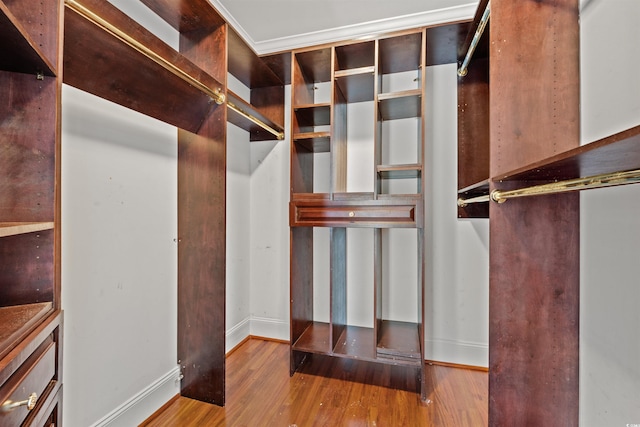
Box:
0 338 56 426
290 197 422 228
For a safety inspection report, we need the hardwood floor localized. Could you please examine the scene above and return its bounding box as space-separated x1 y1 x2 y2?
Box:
141 339 487 426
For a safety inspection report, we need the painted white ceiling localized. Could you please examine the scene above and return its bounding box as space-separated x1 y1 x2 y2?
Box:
209 0 478 54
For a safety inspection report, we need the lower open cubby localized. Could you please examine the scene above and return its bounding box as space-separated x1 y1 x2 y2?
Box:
292 321 422 368
290 225 425 399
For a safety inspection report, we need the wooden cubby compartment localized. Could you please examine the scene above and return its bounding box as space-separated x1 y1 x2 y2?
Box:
291 48 333 194
375 31 425 197
0 0 60 360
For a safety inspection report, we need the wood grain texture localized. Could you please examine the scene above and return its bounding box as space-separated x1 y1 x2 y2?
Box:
176 16 227 406
63 0 223 133
488 1 580 424
142 339 488 426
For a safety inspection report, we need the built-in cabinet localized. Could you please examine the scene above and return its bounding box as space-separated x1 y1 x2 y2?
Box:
289 30 429 400
0 0 63 424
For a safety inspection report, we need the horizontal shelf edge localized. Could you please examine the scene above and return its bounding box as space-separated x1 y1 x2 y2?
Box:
0 222 55 238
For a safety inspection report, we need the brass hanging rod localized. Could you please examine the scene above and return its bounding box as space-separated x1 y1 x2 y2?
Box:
457 168 640 207
457 1 490 77
65 0 285 141
227 100 285 140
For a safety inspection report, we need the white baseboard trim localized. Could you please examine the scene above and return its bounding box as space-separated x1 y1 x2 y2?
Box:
249 316 289 342
226 316 251 353
90 366 181 427
424 338 488 369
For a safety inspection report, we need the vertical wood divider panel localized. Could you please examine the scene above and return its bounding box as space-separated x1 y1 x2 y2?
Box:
177 22 228 406
489 0 580 424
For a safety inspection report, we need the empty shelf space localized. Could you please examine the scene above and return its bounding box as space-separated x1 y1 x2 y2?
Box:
291 322 332 354
379 32 423 75
294 103 331 127
376 320 421 365
377 164 422 179
293 132 331 153
378 89 422 120
335 68 375 103
0 302 53 360
0 2 56 75
0 222 55 238
333 326 377 360
335 41 375 72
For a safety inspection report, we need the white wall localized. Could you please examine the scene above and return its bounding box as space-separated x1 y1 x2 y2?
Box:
61 85 179 427
249 86 291 340
61 2 180 426
579 0 640 425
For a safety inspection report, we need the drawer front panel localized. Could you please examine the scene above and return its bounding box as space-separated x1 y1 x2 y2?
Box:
292 202 419 228
0 339 56 426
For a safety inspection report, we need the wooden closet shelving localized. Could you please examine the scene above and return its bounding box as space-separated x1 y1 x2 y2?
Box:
0 0 63 423
454 0 639 424
65 0 284 140
63 0 286 406
289 28 429 400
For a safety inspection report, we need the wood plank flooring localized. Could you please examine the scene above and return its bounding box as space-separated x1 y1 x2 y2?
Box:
141 339 487 426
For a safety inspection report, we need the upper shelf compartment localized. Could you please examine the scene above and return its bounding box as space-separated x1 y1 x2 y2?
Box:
0 0 58 75
334 41 375 103
63 0 225 133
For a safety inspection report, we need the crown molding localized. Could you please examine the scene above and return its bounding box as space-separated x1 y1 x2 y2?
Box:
207 1 477 55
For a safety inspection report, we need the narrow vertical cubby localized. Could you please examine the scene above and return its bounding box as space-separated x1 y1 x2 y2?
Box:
0 0 60 355
375 30 425 197
291 48 332 195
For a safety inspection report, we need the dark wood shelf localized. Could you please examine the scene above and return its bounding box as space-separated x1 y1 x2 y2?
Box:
292 322 421 367
293 132 331 153
0 302 53 361
333 326 377 360
0 2 56 76
294 103 331 128
496 124 640 182
378 89 422 121
334 67 375 103
227 90 284 141
458 124 640 195
291 322 332 354
377 164 422 179
63 0 225 134
376 320 422 365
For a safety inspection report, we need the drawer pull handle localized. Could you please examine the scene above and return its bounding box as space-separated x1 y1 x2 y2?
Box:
2 393 38 412
348 211 355 217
